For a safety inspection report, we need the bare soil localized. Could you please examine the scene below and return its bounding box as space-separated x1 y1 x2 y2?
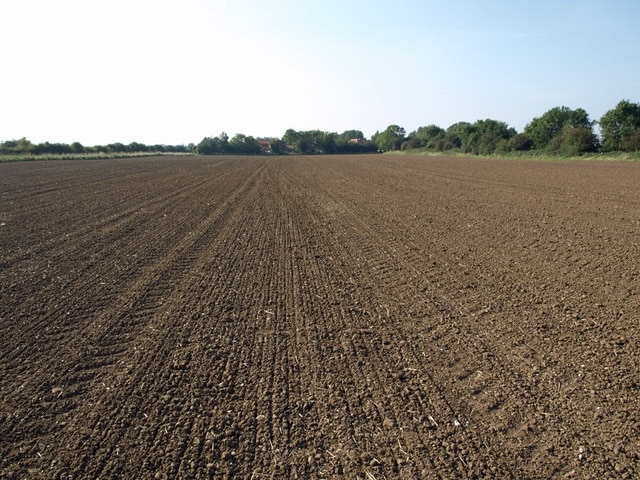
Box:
1 155 639 479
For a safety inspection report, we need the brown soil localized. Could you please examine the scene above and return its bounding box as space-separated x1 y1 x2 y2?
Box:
1 155 638 479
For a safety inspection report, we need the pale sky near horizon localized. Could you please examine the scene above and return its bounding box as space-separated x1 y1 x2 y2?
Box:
1 0 639 146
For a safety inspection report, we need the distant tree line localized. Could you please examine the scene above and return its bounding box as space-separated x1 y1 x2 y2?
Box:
4 99 638 158
374 100 640 156
0 138 192 156
194 129 377 155
194 99 639 157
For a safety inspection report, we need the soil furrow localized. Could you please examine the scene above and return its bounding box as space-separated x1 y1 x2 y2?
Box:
1 155 638 479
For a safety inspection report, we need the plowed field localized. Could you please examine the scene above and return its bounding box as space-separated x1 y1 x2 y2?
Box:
1 155 639 479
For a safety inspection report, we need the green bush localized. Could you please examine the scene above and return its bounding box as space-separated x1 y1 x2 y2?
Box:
547 126 599 156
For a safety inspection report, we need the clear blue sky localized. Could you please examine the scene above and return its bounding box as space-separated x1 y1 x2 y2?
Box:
1 0 639 145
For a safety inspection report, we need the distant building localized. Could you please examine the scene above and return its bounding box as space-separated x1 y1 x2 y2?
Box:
256 140 272 153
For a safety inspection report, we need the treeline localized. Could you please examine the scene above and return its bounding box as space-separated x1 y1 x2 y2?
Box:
375 100 640 156
0 138 191 156
195 99 639 156
1 130 378 158
4 99 638 158
195 129 377 155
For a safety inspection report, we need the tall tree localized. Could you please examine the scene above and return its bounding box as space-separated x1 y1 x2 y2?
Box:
269 138 287 154
338 130 365 143
70 142 85 154
318 131 338 154
524 106 594 150
445 122 474 152
0 137 34 154
547 126 598 155
195 132 229 155
282 129 300 148
229 133 261 154
416 124 446 148
373 125 406 151
402 125 446 150
599 100 640 151
467 119 516 155
128 142 148 152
